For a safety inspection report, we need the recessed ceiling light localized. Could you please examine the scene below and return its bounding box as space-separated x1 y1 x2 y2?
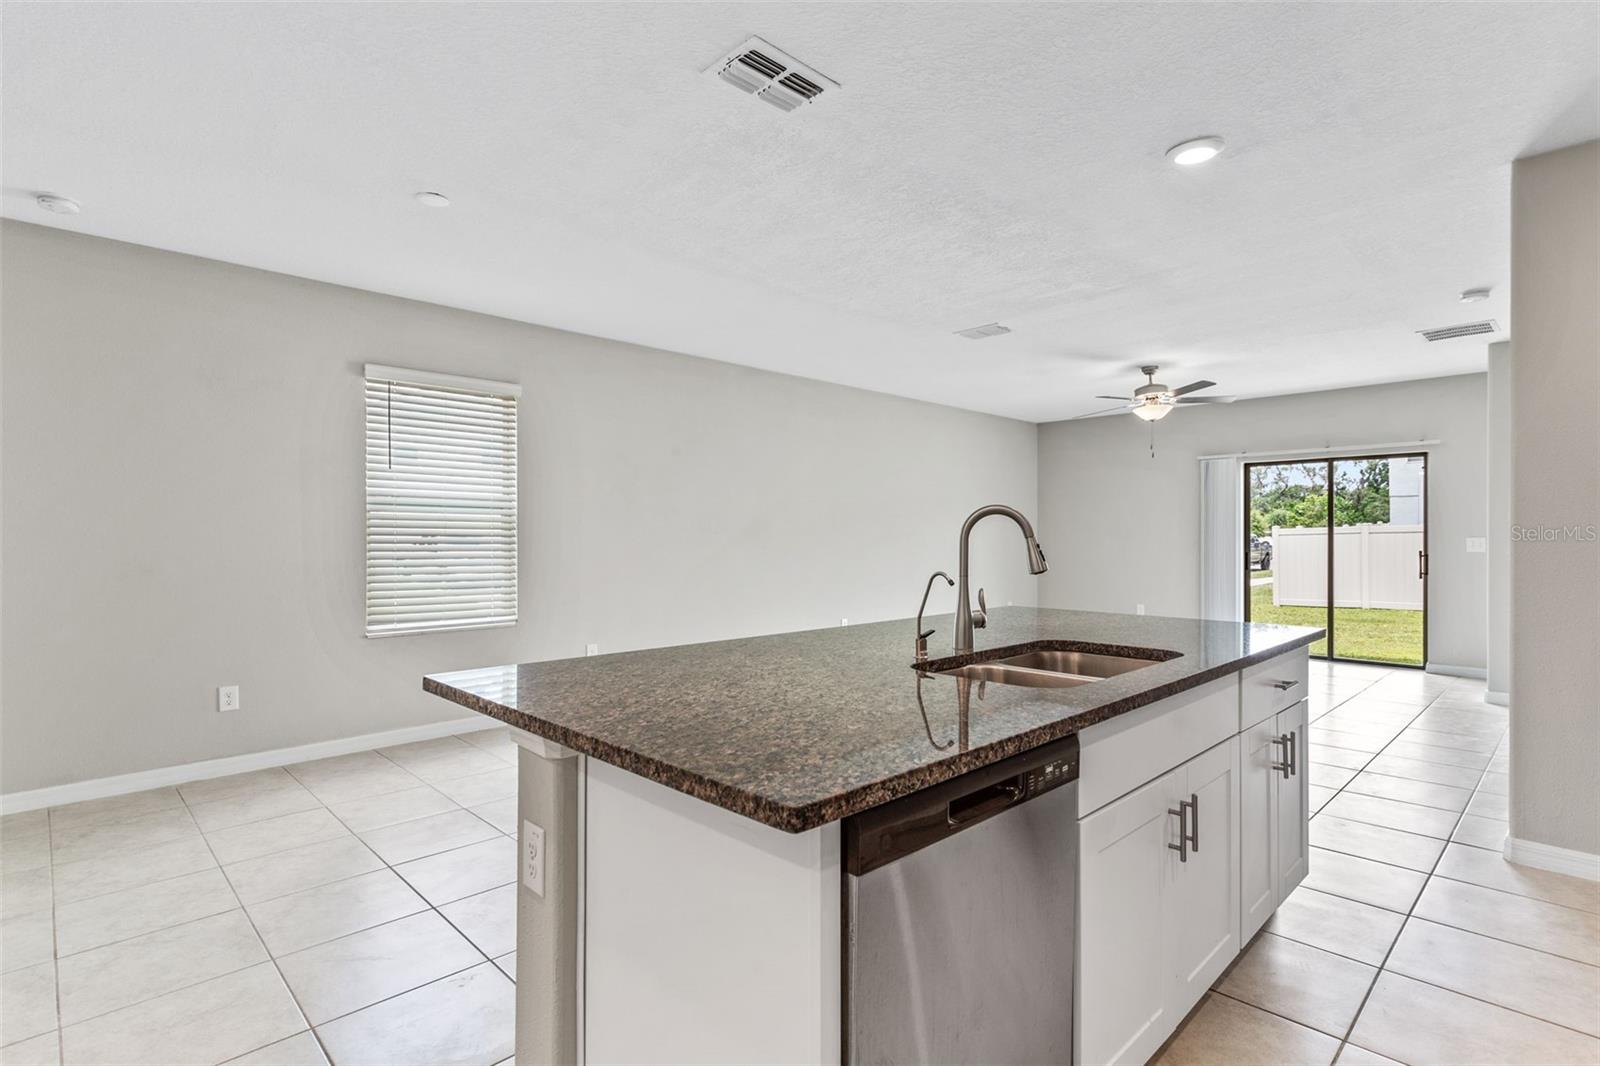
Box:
1165 136 1225 166
36 194 81 215
1459 287 1492 303
413 191 451 208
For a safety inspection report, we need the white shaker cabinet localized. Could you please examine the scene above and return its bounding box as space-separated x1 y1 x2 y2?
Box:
1078 771 1181 1066
1239 697 1311 940
1169 738 1241 1011
1078 648 1311 1066
1077 736 1241 1066
1275 699 1310 901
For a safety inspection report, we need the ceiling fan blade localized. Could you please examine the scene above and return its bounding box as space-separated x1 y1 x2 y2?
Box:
1175 395 1236 404
1071 405 1134 419
1169 380 1217 397
1093 395 1134 401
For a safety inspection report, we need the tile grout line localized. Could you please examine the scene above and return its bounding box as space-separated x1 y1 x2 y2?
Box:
1325 680 1508 1060
173 774 338 1066
299 740 517 1050
1266 669 1467 1062
47 804 64 1064
24 734 505 1063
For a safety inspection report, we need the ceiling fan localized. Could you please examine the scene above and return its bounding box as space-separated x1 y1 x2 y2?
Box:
1078 365 1235 421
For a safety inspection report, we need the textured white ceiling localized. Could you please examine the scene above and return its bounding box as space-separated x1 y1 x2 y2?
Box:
4 3 1596 421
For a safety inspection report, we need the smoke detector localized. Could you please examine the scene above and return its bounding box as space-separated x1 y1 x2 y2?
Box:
954 323 1012 340
1417 320 1499 342
706 36 838 113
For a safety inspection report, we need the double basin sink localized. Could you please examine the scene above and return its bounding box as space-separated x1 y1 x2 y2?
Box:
930 647 1171 689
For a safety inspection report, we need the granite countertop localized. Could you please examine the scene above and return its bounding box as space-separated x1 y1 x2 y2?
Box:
423 607 1321 833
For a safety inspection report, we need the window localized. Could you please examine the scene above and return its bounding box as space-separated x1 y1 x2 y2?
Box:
364 364 519 636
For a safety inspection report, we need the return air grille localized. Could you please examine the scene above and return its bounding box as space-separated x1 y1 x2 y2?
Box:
955 322 1012 340
707 36 838 113
1417 320 1499 342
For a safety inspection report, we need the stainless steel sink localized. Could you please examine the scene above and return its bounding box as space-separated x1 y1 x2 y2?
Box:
935 648 1164 689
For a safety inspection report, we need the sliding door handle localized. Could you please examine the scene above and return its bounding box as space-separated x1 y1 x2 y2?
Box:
1418 550 1429 579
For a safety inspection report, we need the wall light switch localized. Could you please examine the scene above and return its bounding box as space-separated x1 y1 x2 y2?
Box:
522 819 545 898
1466 537 1487 553
585 643 599 656
217 685 240 712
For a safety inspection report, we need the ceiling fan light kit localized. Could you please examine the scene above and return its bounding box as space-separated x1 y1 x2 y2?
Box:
1077 365 1234 428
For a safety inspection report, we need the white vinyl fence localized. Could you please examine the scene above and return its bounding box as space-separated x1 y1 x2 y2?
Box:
1272 524 1424 610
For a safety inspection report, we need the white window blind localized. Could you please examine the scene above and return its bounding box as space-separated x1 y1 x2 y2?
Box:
364 365 520 636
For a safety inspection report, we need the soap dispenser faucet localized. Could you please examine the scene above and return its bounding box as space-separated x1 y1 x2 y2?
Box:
915 570 955 663
954 504 1048 654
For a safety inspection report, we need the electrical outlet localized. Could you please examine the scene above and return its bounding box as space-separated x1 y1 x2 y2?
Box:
522 819 545 898
840 618 849 627
1136 603 1146 616
1466 537 1487 553
217 685 240 712
585 643 599 656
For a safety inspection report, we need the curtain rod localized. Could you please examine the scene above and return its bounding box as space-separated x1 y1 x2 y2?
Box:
1197 440 1440 461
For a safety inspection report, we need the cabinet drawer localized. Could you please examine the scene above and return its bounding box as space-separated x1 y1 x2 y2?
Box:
1078 676 1238 816
1240 650 1309 730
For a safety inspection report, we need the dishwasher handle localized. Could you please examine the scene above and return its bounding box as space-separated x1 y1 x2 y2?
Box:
947 779 1023 826
844 734 1079 877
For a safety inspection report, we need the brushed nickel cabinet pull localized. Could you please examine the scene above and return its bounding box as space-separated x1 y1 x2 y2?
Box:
1270 734 1292 779
1167 800 1190 863
1187 792 1200 853
1272 678 1299 691
1288 729 1298 778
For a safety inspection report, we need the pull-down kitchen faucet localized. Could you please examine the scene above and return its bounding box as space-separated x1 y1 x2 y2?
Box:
954 504 1048 654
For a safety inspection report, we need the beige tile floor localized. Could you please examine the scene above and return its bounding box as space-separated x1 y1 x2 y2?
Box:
4 665 1597 1065
0 731 521 1065
1157 661 1600 1066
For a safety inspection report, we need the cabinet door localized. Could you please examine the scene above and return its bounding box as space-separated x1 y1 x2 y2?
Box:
1077 770 1183 1066
1275 699 1311 898
1239 717 1279 941
1168 737 1241 1016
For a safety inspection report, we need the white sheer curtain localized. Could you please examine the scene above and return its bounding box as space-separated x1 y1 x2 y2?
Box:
1198 456 1243 621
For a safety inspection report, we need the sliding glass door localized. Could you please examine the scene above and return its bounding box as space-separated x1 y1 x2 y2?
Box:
1245 454 1427 667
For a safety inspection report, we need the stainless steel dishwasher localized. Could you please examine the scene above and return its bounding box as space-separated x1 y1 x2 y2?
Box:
843 734 1079 1065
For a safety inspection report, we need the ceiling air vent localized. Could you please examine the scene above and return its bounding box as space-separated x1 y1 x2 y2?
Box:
955 323 1012 340
1417 320 1499 342
706 36 838 113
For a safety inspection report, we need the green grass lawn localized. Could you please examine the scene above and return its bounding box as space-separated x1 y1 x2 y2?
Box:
1249 582 1422 665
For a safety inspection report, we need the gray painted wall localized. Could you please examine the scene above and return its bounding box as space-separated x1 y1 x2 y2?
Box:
1487 341 1512 700
1036 375 1490 671
1509 141 1600 856
0 223 1038 793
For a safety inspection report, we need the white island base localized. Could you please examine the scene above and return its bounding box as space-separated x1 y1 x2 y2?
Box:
508 645 1309 1066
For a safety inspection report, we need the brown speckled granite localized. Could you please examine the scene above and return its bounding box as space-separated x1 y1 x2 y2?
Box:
424 607 1321 833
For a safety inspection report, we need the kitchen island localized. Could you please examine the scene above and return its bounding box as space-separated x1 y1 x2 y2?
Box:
425 607 1321 1065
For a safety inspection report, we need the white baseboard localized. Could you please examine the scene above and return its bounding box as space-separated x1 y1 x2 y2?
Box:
1486 690 1510 707
0 716 502 816
1504 836 1600 882
1425 663 1488 679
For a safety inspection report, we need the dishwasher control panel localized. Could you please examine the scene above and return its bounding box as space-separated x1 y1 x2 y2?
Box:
1022 751 1079 799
